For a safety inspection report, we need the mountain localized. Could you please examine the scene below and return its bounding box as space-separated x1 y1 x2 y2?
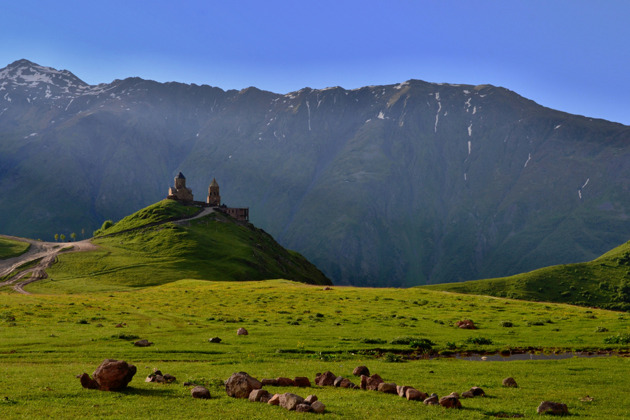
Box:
1 59 630 287
39 199 331 292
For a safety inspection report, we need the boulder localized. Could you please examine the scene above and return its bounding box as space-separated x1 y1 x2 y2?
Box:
268 394 281 405
537 401 569 415
406 388 427 401
455 319 476 329
305 394 318 404
236 327 248 335
225 372 262 398
163 374 176 383
352 365 370 376
133 339 153 347
279 393 305 411
261 378 278 386
249 389 271 402
208 337 222 343
378 382 397 394
461 386 485 398
338 378 355 388
294 376 311 387
315 371 336 386
333 376 345 387
311 400 326 413
191 386 211 399
397 385 410 397
363 374 384 391
79 373 99 389
276 377 295 387
423 395 439 405
91 359 137 391
502 377 518 388
439 395 462 409
296 404 312 412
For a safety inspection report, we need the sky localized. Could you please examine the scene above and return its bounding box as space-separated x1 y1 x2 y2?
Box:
2 0 629 125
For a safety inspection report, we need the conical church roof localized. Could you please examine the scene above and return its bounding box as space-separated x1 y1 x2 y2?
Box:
210 178 219 187
176 172 186 179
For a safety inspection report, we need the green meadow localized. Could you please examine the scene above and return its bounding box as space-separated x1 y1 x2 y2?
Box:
0 237 30 259
1 280 629 419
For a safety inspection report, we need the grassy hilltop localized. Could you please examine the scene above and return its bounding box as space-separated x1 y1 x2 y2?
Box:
425 239 630 312
34 200 330 293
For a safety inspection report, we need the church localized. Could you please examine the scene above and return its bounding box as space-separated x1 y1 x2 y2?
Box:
166 172 249 221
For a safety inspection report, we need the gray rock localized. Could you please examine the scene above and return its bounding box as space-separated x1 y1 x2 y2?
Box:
503 377 518 388
279 393 305 411
249 389 271 402
191 386 210 399
537 401 569 415
311 400 326 413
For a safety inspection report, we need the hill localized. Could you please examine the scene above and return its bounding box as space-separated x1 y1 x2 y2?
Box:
28 200 331 293
425 239 630 311
2 59 630 287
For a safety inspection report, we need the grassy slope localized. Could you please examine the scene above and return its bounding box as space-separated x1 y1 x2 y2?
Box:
0 280 628 419
0 237 30 259
38 200 330 292
425 240 630 311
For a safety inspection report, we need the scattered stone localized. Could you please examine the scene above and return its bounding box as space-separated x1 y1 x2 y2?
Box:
502 377 518 388
296 403 312 412
268 394 281 405
311 400 326 413
456 319 477 329
115 323 124 328
323 287 332 290
79 373 99 389
276 377 295 387
191 386 211 399
279 393 305 411
208 337 222 343
305 394 318 404
448 392 460 398
315 371 336 386
423 395 439 405
537 401 569 415
461 386 485 398
80 359 137 391
183 382 195 386
362 374 384 391
225 372 262 398
333 376 345 387
397 385 410 397
353 365 370 376
378 382 397 394
134 339 153 347
338 378 355 388
163 374 176 383
261 378 278 386
294 376 311 387
249 389 271 402
406 388 428 401
236 327 248 335
439 395 462 409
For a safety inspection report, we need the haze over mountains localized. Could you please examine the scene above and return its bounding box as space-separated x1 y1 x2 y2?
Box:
1 59 630 287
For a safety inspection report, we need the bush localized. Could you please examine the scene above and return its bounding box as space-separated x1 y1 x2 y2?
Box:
361 338 387 344
500 321 513 327
603 333 630 344
383 352 404 363
409 338 435 352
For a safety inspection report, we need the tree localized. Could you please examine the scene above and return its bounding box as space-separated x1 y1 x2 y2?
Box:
54 233 59 242
70 232 77 242
81 228 85 239
60 234 66 242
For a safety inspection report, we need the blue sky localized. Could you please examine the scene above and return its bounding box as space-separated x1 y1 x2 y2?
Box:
2 0 629 125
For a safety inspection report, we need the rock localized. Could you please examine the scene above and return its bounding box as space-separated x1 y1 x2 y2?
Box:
338 378 355 388
208 337 222 343
133 339 153 347
333 376 345 387
294 376 311 387
296 404 312 412
448 392 460 398
311 400 326 413
423 395 439 405
502 377 518 388
268 394 281 405
461 386 485 398
115 323 124 328
225 372 262 398
353 365 370 376
305 394 318 404
89 359 137 391
279 393 305 411
315 371 336 386
406 388 428 401
261 378 278 386
236 327 248 335
191 386 211 399
378 382 398 394
79 372 99 389
456 319 476 329
439 395 462 409
537 401 569 415
276 377 295 387
249 389 271 402
323 286 332 290
364 374 384 391
163 374 176 383
397 385 409 397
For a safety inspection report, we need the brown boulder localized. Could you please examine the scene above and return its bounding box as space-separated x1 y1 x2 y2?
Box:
268 394 281 405
461 386 485 398
378 382 398 394
352 365 370 376
315 371 336 386
537 401 569 415
279 393 305 411
339 378 355 388
79 373 99 389
296 404 312 412
333 376 345 387
91 359 137 391
249 389 271 402
423 395 439 405
236 327 248 335
406 388 428 401
311 400 326 413
305 394 318 404
364 374 384 391
191 386 211 399
133 339 153 347
261 378 278 386
276 377 295 386
439 395 462 409
503 377 518 388
397 385 410 397
225 372 262 398
294 376 311 387
456 319 476 329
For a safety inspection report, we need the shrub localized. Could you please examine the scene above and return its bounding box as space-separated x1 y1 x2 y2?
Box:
361 338 387 344
383 353 404 363
500 321 513 327
595 326 609 333
603 333 630 344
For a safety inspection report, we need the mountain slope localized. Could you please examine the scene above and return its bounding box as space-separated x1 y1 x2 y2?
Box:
34 200 331 292
1 59 630 287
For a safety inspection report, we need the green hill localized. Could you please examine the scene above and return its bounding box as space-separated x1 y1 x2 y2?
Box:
34 200 330 293
425 239 630 311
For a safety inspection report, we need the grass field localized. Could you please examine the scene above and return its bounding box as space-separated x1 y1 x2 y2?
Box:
1 280 628 419
0 237 30 259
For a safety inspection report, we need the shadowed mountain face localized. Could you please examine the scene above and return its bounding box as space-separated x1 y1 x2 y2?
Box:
1 59 630 287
